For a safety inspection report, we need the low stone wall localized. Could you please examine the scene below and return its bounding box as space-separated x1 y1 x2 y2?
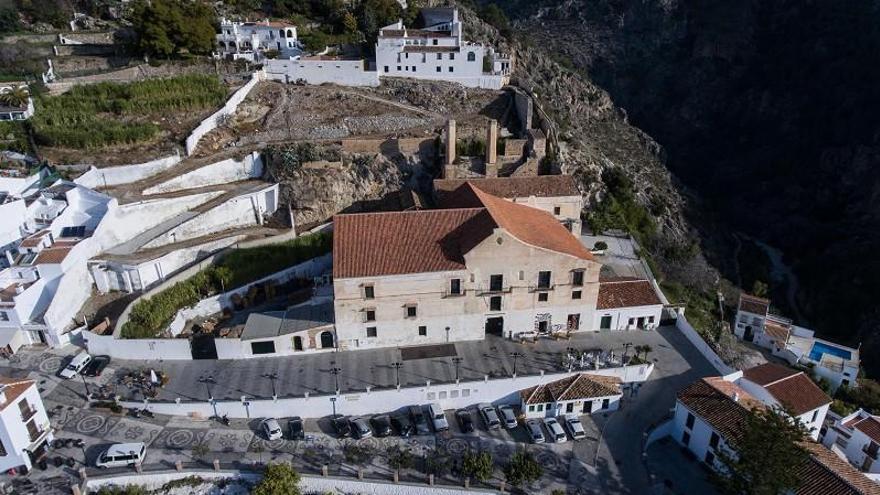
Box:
185 71 264 156
341 137 434 156
143 151 262 195
74 153 181 189
675 317 735 374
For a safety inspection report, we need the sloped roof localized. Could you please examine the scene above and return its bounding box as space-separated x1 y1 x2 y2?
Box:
676 377 764 445
739 293 770 315
743 363 831 415
0 376 34 412
742 362 799 385
597 278 662 309
852 417 880 444
434 176 580 208
520 373 621 405
796 442 880 495
763 319 791 342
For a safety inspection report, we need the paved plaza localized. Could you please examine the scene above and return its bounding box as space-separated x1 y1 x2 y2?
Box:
0 325 718 494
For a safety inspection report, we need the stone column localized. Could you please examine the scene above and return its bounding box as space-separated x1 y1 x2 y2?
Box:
446 119 456 166
485 119 498 177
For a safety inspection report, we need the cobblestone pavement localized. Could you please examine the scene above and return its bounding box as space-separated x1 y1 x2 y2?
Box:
0 325 718 494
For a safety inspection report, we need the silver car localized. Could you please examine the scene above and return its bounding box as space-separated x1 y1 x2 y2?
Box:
498 405 518 429
563 415 586 441
544 417 567 443
525 419 545 443
260 418 283 441
478 403 501 430
351 417 373 439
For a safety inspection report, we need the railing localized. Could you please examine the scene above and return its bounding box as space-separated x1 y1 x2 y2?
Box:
528 284 555 292
475 286 511 296
20 404 37 422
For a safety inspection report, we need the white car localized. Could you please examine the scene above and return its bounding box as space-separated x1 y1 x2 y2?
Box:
478 403 501 430
544 417 567 443
498 405 518 429
261 418 283 441
96 443 146 468
60 352 92 379
428 403 449 432
563 415 586 441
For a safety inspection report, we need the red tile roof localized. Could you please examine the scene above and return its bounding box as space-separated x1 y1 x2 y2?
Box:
764 320 791 342
19 230 49 248
597 278 662 309
743 363 831 415
796 442 880 495
677 377 764 445
34 246 73 265
739 293 770 315
434 176 580 208
0 376 34 412
853 417 880 444
333 187 593 279
520 373 621 405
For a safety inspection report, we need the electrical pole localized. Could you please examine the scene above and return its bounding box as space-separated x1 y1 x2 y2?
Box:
390 362 403 388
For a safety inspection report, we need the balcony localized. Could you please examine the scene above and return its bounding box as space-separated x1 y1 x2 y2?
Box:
442 289 466 298
20 404 37 422
863 445 879 460
27 421 49 444
476 286 511 296
529 284 556 293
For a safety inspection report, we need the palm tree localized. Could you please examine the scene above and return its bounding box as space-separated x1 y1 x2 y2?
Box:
641 344 654 361
0 87 29 108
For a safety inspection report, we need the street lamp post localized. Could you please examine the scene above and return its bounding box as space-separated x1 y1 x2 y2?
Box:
622 342 633 363
329 363 343 394
509 352 525 377
80 373 91 399
198 375 218 418
445 326 450 343
261 372 278 399
390 362 403 388
330 396 337 416
452 357 463 382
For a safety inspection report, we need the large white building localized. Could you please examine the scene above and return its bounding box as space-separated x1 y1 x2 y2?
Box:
822 409 880 480
0 376 52 473
216 18 301 61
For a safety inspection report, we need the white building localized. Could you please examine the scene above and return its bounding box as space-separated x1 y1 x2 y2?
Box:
0 85 35 121
734 292 860 391
594 277 664 331
822 409 880 479
216 18 300 61
0 376 53 473
520 373 621 418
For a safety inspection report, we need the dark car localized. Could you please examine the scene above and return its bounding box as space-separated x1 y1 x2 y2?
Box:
82 355 110 377
391 413 414 437
455 409 475 433
370 414 392 437
288 416 304 440
330 415 351 438
409 405 431 435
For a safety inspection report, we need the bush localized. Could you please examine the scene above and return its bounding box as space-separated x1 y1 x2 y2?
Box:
593 241 608 251
460 451 493 482
252 463 301 495
504 450 543 487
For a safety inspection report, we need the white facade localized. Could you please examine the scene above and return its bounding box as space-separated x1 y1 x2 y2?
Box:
0 85 35 121
593 303 663 331
737 375 829 440
264 57 380 87
216 19 300 61
672 393 736 470
0 378 53 473
821 409 880 475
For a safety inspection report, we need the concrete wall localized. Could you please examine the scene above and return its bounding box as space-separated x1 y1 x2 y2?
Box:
264 58 379 87
672 400 730 470
144 152 263 195
513 91 533 131
186 72 264 156
593 304 664 332
83 329 193 360
121 363 654 419
510 194 582 233
0 382 51 473
74 153 181 189
675 316 735 375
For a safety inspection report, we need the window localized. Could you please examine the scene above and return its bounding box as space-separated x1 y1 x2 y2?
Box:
0 312 8 322
528 405 535 412
553 206 561 215
366 327 377 338
685 413 695 430
449 278 461 295
709 432 720 449
567 314 581 330
448 67 454 72
439 391 447 399
449 53 455 60
18 399 34 420
537 271 552 288
433 39 438 45
705 451 715 465
490 296 502 312
467 51 476 62
419 326 427 336
538 292 549 302
364 285 374 299
682 431 690 446
571 270 584 286
462 389 470 397
490 274 504 292
811 410 819 423
397 66 402 71
518 270 524 280
364 309 376 322
437 53 442 60
406 305 417 318
572 290 582 300
412 66 416 72
250 341 276 355
537 404 544 412
450 390 458 398
600 315 612 329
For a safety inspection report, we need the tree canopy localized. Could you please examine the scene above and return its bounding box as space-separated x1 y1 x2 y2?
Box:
504 450 543 487
130 0 216 58
252 463 302 495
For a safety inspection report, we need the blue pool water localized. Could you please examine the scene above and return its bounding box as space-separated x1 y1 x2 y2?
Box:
809 341 852 362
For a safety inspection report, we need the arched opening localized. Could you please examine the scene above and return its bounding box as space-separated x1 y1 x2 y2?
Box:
279 29 285 38
293 336 303 351
743 325 754 342
467 51 476 62
320 331 334 349
287 29 294 38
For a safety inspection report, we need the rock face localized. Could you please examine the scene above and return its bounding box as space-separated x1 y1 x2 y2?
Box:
509 0 880 368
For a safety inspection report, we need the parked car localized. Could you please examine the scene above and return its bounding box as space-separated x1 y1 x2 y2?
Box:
82 355 110 377
428 403 449 432
60 352 92 379
370 414 392 437
261 418 283 441
331 415 351 438
455 409 475 433
351 417 373 439
544 417 567 443
525 419 545 444
563 415 586 441
498 405 518 429
391 413 415 437
95 443 146 468
478 403 501 430
288 417 304 440
409 405 431 435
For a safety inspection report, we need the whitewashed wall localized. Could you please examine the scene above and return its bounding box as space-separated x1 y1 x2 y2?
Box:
675 316 735 375
264 58 379 87
122 363 654 419
73 153 181 189
185 72 264 156
143 152 264 195
83 330 192 360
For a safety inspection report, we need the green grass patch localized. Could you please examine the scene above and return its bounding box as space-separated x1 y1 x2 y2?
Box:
31 74 227 149
662 280 720 340
0 121 30 153
121 232 332 339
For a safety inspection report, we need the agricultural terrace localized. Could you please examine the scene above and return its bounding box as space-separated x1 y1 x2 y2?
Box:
121 232 333 339
31 74 227 149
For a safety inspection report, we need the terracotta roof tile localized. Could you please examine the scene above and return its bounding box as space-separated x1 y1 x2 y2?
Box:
521 373 621 405
796 442 880 495
0 376 34 412
676 377 764 445
597 279 662 309
434 176 580 208
763 320 791 342
852 417 880 444
744 363 831 415
739 293 770 315
34 246 73 265
742 362 800 386
19 230 49 248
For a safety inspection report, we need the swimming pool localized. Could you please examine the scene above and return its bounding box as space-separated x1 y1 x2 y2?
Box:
809 341 852 362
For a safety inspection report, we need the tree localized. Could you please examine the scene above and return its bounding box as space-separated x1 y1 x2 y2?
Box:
0 87 29 108
593 240 608 251
711 407 809 495
191 442 209 463
503 450 543 487
640 344 653 360
422 448 451 477
0 4 20 34
300 30 329 53
130 0 216 58
387 445 414 472
460 451 493 482
751 280 768 298
478 4 511 37
252 463 302 495
342 11 358 34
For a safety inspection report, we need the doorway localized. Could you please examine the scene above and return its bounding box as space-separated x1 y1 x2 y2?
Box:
485 317 504 336
743 326 754 342
319 331 335 349
566 402 574 414
293 336 303 351
637 317 646 329
582 400 593 414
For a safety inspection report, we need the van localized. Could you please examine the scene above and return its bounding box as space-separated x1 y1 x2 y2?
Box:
60 352 92 379
95 443 146 468
428 403 448 432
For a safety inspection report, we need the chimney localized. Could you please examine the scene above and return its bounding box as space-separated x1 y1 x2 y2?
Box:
446 119 456 166
485 119 498 177
732 392 740 403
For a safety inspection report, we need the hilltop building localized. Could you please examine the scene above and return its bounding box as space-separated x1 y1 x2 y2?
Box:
822 409 880 480
0 377 52 473
216 18 301 61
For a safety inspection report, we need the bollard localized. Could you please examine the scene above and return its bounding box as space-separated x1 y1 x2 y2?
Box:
322 465 328 476
429 474 434 486
213 459 220 471
134 463 142 473
393 470 399 483
78 467 88 480
358 468 364 480
464 477 470 489
70 485 81 495
175 460 183 471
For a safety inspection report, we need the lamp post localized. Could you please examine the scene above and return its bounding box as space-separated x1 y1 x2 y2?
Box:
80 373 91 399
261 372 278 399
445 326 450 343
198 375 218 418
509 352 525 377
622 342 633 363
329 363 343 394
452 357 463 382
566 347 576 373
330 396 337 416
390 362 403 388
